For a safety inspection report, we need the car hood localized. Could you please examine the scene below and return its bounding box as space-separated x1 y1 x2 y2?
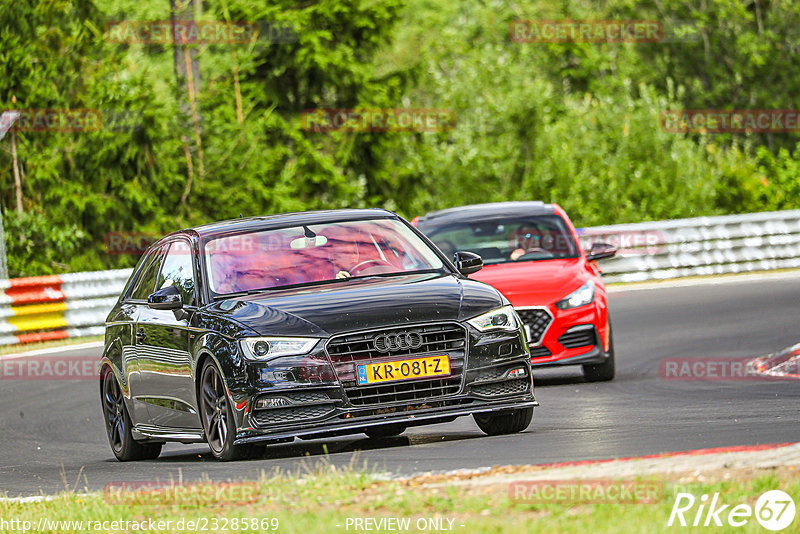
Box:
470 259 589 306
205 272 503 336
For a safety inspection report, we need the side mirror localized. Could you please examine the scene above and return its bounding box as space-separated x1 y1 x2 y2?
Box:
453 251 483 275
586 242 617 262
147 285 183 310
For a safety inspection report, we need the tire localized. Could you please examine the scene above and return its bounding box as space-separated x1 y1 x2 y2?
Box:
473 407 534 436
101 367 162 461
583 325 615 382
199 360 248 461
364 424 407 438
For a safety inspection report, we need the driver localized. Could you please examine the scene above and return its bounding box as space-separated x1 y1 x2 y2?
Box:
325 225 394 279
334 238 360 279
320 225 363 279
509 228 545 261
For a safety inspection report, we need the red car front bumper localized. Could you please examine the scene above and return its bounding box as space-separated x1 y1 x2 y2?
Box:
515 302 611 367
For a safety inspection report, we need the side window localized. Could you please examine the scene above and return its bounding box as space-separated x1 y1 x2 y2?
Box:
157 241 196 306
129 245 166 301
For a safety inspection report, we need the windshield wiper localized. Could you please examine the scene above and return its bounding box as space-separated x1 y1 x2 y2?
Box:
212 270 442 299
212 289 272 301
347 269 442 281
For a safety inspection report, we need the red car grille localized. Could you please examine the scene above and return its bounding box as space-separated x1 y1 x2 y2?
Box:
515 308 553 345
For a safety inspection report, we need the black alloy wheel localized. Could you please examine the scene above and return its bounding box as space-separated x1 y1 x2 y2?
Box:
200 360 249 461
101 366 162 461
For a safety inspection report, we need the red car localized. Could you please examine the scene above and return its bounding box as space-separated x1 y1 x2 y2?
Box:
414 202 617 381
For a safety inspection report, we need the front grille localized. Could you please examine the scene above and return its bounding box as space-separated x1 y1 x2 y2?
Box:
530 346 552 359
349 398 472 417
516 308 553 345
327 323 466 368
346 377 462 406
558 326 596 348
475 366 508 381
472 378 530 397
326 323 466 406
252 405 334 426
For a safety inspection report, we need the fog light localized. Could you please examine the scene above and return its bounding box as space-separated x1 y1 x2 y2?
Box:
255 396 291 409
508 367 526 378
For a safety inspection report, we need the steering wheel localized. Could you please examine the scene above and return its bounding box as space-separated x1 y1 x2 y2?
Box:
349 259 394 275
515 247 554 260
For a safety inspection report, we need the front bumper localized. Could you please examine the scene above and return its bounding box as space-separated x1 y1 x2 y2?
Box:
235 397 538 444
228 322 536 443
516 302 609 367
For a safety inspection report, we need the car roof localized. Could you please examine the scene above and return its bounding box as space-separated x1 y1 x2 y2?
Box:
417 201 554 226
168 208 398 240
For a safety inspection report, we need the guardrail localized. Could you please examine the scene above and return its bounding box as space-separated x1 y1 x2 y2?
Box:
2 209 800 346
0 269 131 346
576 209 800 284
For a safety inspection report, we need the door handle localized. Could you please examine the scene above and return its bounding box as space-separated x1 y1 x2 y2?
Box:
136 328 146 344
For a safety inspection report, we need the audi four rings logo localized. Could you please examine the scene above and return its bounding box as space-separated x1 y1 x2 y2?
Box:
374 331 424 352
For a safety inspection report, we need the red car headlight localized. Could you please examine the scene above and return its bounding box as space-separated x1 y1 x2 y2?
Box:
555 280 595 310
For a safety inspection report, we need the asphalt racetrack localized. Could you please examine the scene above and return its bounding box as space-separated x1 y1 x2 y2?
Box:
1 274 798 497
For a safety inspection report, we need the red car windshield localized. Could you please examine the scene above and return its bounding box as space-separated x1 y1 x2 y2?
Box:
424 215 580 264
204 219 445 295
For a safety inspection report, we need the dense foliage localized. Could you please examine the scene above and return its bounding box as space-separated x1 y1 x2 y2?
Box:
1 0 799 276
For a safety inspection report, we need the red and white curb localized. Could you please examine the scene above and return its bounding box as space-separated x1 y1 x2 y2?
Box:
403 442 800 484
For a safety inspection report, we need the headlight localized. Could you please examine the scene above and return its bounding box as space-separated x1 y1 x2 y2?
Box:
467 305 520 332
239 337 320 361
555 280 595 310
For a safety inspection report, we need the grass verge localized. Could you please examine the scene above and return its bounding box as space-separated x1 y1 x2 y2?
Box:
1 462 796 533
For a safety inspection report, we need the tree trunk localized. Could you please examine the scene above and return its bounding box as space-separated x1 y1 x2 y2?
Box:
170 0 205 205
11 130 22 214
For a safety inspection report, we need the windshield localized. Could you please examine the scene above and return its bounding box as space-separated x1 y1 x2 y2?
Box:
423 215 580 265
204 218 445 295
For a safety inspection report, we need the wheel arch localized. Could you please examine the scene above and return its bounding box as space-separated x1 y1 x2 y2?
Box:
99 338 126 398
192 341 239 413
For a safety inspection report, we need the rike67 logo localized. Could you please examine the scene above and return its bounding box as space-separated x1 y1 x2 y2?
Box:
668 490 795 531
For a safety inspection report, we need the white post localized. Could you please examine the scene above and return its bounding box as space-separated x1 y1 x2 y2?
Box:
0 111 21 279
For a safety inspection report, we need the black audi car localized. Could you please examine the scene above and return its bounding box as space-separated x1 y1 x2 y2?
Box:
100 209 537 461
